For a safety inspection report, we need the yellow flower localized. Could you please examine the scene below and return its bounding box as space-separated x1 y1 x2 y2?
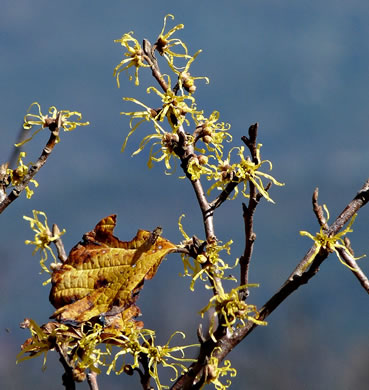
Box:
200 285 266 343
206 154 238 199
18 320 110 375
120 97 166 153
114 31 150 87
120 95 190 173
178 215 237 291
169 50 209 94
186 155 214 181
6 152 39 199
155 14 191 67
17 102 89 147
234 145 284 203
207 144 284 203
194 110 232 155
146 132 182 173
140 332 198 390
106 327 155 375
300 205 366 271
23 210 65 283
17 319 65 368
147 74 202 130
205 351 237 390
73 323 108 373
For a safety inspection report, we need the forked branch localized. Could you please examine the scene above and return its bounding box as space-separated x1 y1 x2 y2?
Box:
171 179 369 389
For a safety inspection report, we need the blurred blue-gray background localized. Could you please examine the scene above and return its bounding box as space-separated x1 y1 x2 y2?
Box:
1 1 368 389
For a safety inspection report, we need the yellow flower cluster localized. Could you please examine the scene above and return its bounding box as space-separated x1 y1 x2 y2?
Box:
18 318 198 390
17 102 89 147
206 144 284 202
6 152 39 199
114 32 150 87
200 285 267 342
178 215 237 291
115 15 210 171
115 14 284 207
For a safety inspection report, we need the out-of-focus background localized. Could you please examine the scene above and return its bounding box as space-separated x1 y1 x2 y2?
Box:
1 1 368 389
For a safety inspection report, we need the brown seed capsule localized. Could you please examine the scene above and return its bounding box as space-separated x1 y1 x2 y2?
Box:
203 135 212 144
202 126 212 136
72 367 86 382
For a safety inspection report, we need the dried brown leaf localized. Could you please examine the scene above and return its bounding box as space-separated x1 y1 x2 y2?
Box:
49 215 176 323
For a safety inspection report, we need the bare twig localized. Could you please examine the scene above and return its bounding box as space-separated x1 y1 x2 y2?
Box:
56 344 76 390
337 245 369 294
52 224 68 263
241 123 259 163
209 181 239 211
137 353 153 390
143 39 168 93
312 188 328 229
239 202 257 294
87 371 99 390
239 124 268 294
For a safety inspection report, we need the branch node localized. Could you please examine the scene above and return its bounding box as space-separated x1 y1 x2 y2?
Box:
312 187 328 229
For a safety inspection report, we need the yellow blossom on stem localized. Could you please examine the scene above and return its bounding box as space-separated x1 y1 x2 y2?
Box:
155 14 191 68
177 214 205 289
207 144 284 203
300 205 366 271
186 155 214 181
147 74 202 130
205 351 237 390
140 332 198 390
234 145 284 203
206 154 238 199
194 110 232 155
17 102 89 147
178 215 237 291
145 132 181 173
23 210 65 283
16 319 67 368
120 97 184 172
6 152 38 199
106 327 155 375
200 285 267 342
114 31 150 87
120 97 167 153
169 50 209 94
72 323 109 373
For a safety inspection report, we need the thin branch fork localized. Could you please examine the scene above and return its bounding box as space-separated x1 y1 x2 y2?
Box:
217 178 369 358
172 179 369 389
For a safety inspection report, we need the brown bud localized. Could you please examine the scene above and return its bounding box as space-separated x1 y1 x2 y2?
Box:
72 367 86 382
198 155 208 165
203 135 212 144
